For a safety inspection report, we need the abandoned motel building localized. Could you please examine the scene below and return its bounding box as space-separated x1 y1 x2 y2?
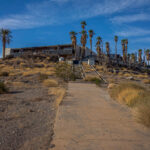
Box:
5 44 122 65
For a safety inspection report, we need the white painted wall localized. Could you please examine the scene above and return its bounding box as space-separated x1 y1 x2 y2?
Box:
5 48 11 56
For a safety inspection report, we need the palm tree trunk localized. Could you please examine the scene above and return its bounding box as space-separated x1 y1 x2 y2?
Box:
90 38 92 56
115 42 117 58
3 39 6 59
125 45 128 63
82 46 85 58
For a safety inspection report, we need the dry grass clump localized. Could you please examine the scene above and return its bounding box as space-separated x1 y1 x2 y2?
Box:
135 74 149 79
49 87 66 107
38 73 48 81
108 83 117 89
95 65 104 72
123 73 132 77
0 81 8 94
109 82 146 107
22 71 35 76
43 79 58 87
84 75 103 86
84 75 98 81
83 63 94 73
109 82 150 127
22 67 55 77
133 102 150 127
0 71 9 76
118 72 124 76
143 79 150 84
12 82 25 87
108 78 116 83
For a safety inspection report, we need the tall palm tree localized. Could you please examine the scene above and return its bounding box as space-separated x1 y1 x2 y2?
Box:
96 36 102 57
69 31 77 49
88 29 95 55
146 49 150 66
144 49 146 67
125 39 128 62
131 53 135 64
127 53 131 64
114 35 118 58
121 39 126 63
138 49 142 63
80 30 88 58
105 42 110 56
81 21 87 30
69 31 77 58
0 29 12 58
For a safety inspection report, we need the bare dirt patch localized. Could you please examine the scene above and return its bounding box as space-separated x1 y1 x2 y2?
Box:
0 57 66 150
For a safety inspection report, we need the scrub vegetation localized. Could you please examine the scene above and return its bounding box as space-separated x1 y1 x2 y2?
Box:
109 82 150 127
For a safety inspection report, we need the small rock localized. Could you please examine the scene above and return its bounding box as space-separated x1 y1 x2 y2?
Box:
108 83 116 89
126 76 134 80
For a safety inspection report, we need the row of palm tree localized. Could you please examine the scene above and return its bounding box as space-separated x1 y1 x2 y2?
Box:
70 21 95 58
0 29 12 58
0 23 149 67
126 49 150 66
69 21 150 66
70 21 119 60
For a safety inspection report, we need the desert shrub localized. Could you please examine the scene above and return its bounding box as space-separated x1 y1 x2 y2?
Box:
133 101 150 127
143 79 150 84
43 79 58 87
34 63 44 68
38 73 48 81
95 65 104 72
55 62 76 82
20 63 28 68
12 82 25 87
108 78 116 83
109 82 150 127
0 71 9 76
49 87 66 107
109 82 147 107
108 83 116 89
135 74 148 79
85 76 103 86
0 82 8 94
123 73 132 77
91 78 103 86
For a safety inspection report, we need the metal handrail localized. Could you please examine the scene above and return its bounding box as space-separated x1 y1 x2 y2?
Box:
90 65 108 83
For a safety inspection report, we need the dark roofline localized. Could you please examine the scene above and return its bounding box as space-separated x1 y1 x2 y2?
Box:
10 44 73 50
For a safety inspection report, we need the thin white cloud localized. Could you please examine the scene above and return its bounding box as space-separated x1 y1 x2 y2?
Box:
116 27 150 37
132 37 150 43
0 15 56 29
0 0 150 29
111 13 150 24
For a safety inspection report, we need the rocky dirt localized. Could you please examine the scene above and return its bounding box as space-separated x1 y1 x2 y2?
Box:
0 84 56 150
0 58 59 150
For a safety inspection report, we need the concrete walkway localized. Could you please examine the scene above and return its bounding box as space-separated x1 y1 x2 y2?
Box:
50 83 150 150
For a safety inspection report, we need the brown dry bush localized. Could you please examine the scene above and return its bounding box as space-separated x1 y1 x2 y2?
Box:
133 101 150 127
143 79 150 84
49 87 66 107
109 82 150 127
0 82 8 94
43 79 58 87
55 62 76 82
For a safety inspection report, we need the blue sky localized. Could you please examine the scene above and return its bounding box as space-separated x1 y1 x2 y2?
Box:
0 0 150 57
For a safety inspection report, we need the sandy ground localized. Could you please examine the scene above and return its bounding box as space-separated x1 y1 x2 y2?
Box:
0 85 56 150
51 82 150 150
